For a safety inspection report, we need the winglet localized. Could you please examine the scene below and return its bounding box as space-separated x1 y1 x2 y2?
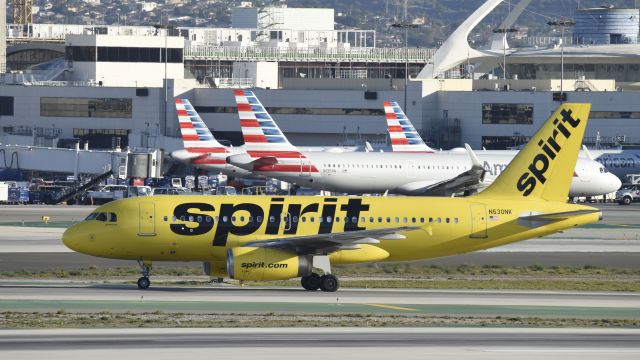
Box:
582 145 594 161
477 103 591 201
465 144 482 168
384 101 434 153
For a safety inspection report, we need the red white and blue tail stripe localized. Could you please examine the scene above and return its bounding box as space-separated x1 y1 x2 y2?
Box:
384 101 434 153
175 98 228 155
233 89 317 173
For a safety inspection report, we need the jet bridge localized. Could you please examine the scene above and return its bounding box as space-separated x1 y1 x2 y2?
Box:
0 143 163 178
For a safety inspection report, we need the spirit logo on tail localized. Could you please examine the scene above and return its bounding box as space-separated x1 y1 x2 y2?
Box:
518 109 582 196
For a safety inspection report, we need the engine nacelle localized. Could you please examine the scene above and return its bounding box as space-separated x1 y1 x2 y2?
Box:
227 247 312 281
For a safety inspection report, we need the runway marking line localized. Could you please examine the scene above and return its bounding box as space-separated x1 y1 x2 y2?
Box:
365 303 417 311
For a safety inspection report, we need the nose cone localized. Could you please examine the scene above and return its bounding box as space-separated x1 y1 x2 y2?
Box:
62 225 79 252
604 173 622 194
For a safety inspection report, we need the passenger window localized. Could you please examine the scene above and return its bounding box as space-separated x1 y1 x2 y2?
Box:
429 217 433 223
269 216 275 223
394 217 399 223
248 216 253 223
344 217 349 223
310 217 315 223
454 218 459 223
293 216 298 223
302 217 306 222
197 216 203 223
319 216 323 223
378 217 382 223
360 217 365 223
403 217 408 223
223 216 229 223
232 216 237 222
188 216 194 222
163 216 168 222
446 218 450 223
386 217 391 223
206 216 212 223
180 216 185 221
369 217 374 223
420 217 424 223
257 216 262 222
411 217 416 223
335 216 340 223
327 216 332 223
437 218 442 223
172 216 177 222
352 217 358 223
240 216 245 222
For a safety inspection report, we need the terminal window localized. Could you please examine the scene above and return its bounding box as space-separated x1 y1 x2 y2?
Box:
482 135 531 150
41 98 132 118
0 96 14 116
482 103 533 125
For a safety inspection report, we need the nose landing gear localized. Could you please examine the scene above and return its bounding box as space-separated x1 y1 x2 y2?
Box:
137 260 152 289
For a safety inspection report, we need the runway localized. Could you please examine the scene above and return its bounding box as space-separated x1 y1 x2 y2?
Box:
0 284 638 318
1 328 639 360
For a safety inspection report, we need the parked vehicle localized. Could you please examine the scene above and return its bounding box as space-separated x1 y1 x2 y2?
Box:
616 185 640 205
87 185 151 204
151 187 190 195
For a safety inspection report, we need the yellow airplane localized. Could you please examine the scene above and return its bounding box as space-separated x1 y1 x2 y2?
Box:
63 103 601 292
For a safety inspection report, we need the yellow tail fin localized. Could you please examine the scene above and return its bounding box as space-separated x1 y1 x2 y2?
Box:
477 103 591 201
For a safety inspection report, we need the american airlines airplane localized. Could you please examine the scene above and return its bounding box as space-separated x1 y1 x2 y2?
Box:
170 98 360 177
227 90 620 197
382 101 622 196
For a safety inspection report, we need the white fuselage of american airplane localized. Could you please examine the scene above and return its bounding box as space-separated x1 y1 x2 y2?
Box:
229 151 620 197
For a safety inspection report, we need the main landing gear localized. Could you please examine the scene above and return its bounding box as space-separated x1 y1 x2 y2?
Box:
137 260 152 289
301 256 339 292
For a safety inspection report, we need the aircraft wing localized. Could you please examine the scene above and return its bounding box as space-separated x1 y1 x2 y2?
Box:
518 209 602 228
398 144 486 196
243 226 420 255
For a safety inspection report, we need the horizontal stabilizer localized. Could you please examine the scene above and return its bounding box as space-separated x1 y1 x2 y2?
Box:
518 209 602 228
226 153 278 170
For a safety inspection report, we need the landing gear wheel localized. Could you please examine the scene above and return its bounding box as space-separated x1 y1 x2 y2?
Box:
137 277 150 289
319 274 339 292
301 273 321 291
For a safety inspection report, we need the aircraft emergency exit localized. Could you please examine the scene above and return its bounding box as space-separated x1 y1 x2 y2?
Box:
63 103 601 292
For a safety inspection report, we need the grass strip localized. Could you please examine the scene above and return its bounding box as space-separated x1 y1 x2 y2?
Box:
2 311 639 329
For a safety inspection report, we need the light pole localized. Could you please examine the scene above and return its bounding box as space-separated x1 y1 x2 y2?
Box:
153 24 175 138
391 23 419 112
547 19 575 101
492 27 518 80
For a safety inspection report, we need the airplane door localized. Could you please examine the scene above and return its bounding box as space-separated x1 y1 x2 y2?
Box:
470 204 487 238
138 202 156 236
300 156 312 177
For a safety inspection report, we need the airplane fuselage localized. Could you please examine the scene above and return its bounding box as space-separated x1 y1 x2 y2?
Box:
63 195 600 265
242 151 619 197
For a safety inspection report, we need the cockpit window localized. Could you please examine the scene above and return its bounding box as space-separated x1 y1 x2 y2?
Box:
109 213 117 222
96 213 108 222
85 213 98 221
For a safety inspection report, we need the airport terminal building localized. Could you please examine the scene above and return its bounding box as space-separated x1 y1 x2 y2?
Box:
1 2 640 157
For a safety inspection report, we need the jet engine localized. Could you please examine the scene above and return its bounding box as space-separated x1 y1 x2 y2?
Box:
227 247 312 281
